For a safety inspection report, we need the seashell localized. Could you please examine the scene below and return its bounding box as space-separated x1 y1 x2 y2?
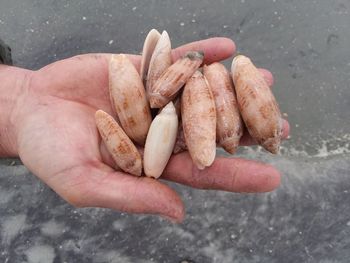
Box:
146 30 172 97
149 51 204 108
140 29 161 85
231 55 283 154
181 71 216 169
203 62 243 154
143 102 178 178
95 110 142 176
109 54 152 146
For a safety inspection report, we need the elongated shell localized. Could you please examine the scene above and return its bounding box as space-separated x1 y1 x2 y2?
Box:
140 29 161 85
203 62 243 154
146 30 172 96
231 55 283 153
149 51 204 108
143 102 178 178
109 54 152 146
95 110 142 176
181 71 216 169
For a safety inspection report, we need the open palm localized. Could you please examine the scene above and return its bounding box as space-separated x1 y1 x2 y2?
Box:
15 38 289 222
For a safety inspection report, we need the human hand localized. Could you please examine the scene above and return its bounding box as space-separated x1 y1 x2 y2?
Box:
13 38 289 222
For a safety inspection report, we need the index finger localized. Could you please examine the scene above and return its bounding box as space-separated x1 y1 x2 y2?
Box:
171 37 236 64
128 37 236 71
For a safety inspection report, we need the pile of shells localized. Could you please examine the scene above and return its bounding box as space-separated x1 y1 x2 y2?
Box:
95 29 283 179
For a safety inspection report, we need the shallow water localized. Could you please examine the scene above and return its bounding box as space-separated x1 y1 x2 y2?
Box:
1 0 349 262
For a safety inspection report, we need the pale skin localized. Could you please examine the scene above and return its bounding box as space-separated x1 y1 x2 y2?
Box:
0 37 290 222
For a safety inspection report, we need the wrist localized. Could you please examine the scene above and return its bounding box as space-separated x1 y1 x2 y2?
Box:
0 65 33 157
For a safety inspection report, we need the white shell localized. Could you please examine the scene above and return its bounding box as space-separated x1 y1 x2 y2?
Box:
140 29 161 84
146 30 172 95
143 102 178 178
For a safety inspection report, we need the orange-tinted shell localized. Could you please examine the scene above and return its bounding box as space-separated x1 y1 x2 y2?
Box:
204 62 243 154
149 51 204 108
181 71 216 169
231 55 283 153
95 110 142 176
109 54 152 146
